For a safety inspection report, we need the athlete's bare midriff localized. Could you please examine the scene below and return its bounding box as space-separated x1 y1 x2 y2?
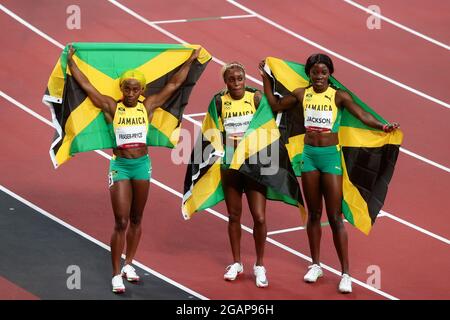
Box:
304 131 339 147
113 146 148 158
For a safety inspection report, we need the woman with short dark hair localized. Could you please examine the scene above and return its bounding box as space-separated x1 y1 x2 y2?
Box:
260 53 399 293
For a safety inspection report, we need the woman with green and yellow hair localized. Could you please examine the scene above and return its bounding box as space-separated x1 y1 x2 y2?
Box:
67 44 200 293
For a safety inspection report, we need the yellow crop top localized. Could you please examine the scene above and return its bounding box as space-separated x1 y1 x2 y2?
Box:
113 101 148 149
303 86 341 133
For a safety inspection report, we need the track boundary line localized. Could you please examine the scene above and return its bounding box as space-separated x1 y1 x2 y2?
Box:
399 147 449 173
105 1 263 86
0 4 65 49
268 218 365 236
184 112 207 117
266 211 450 246
0 184 208 300
342 0 450 51
381 210 450 245
225 0 450 110
152 14 256 25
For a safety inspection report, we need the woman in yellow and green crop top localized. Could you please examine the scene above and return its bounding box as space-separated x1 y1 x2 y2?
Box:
260 54 399 293
219 62 269 288
67 45 200 293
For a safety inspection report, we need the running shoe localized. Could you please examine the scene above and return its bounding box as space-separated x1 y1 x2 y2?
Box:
121 264 140 282
304 264 323 283
338 274 352 293
253 265 268 288
112 275 125 293
224 262 243 281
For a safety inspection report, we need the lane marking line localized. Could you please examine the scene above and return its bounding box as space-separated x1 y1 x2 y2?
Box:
184 112 207 117
152 14 256 24
225 0 450 110
342 0 450 51
381 210 450 245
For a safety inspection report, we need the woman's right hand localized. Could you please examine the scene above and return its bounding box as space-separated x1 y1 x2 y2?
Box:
383 122 400 132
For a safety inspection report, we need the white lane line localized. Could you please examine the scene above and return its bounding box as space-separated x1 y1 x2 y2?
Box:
226 0 450 110
0 184 208 300
0 91 53 126
400 147 449 173
268 220 351 236
221 14 256 20
342 0 450 51
0 4 64 49
107 0 264 86
111 1 265 87
182 114 202 127
152 14 256 24
381 210 450 245
106 0 185 43
184 112 207 117
267 213 450 247
2 90 397 300
268 226 306 235
108 1 449 173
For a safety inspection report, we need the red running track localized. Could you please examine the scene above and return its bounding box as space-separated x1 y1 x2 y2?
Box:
0 0 449 299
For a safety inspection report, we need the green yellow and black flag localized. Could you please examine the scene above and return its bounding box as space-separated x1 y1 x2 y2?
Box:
182 89 306 221
43 42 211 168
264 57 403 235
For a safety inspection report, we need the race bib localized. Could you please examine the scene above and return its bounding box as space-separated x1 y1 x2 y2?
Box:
115 125 147 148
304 108 333 130
223 114 253 138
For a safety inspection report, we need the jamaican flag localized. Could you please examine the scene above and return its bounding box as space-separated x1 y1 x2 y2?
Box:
182 89 306 221
43 43 211 168
264 57 403 235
